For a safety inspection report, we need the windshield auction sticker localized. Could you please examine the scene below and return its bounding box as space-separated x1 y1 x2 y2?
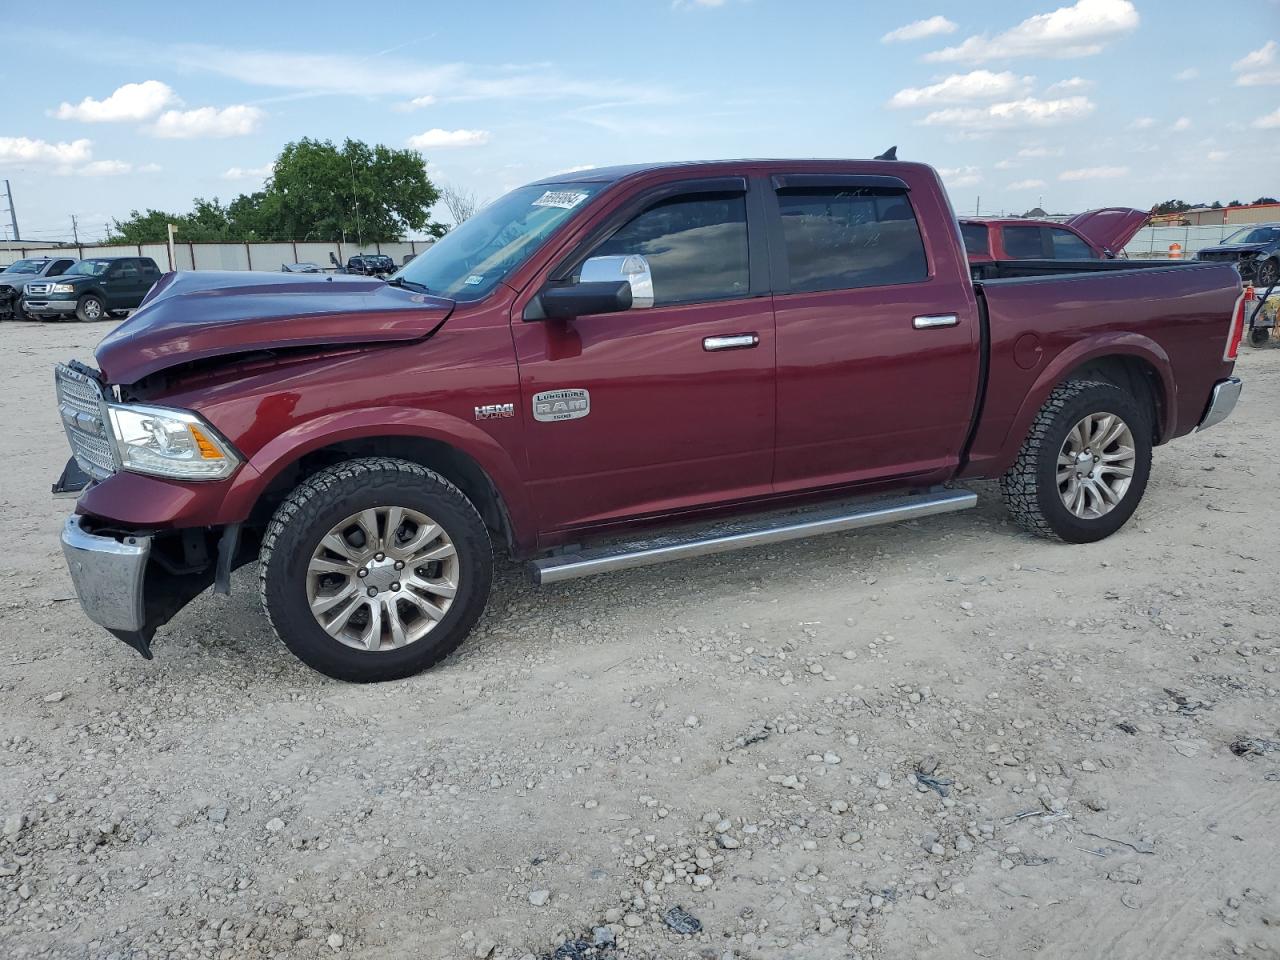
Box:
531 190 590 210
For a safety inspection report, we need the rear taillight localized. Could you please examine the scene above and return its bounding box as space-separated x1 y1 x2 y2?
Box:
1225 288 1250 360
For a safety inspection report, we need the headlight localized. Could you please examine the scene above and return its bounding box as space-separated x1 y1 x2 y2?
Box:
49 283 77 293
106 404 241 480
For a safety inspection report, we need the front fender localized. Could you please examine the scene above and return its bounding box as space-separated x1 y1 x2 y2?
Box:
214 405 535 547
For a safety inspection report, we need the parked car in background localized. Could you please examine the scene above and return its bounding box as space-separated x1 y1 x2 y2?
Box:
281 262 324 273
961 207 1149 267
1196 222 1280 287
23 256 161 321
50 159 1243 682
0 256 78 320
345 254 395 277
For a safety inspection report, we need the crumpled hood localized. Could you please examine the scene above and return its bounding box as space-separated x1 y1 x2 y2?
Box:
95 270 454 384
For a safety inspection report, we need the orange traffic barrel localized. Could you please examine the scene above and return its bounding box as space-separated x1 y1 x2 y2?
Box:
1168 242 1183 259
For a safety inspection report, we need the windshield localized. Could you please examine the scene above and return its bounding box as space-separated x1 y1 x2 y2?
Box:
1223 225 1280 245
5 259 46 275
393 181 608 300
65 259 112 277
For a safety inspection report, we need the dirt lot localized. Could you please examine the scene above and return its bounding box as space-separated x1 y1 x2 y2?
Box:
2 317 1277 960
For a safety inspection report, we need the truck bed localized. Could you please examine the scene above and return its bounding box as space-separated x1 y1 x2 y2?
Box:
961 258 1241 478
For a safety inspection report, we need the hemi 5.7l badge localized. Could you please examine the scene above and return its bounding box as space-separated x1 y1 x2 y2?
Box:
533 388 590 422
474 403 515 420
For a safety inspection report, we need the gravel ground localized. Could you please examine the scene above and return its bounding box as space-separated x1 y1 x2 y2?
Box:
2 318 1278 960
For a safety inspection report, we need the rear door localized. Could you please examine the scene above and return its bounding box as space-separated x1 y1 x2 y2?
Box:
511 178 776 534
767 171 981 492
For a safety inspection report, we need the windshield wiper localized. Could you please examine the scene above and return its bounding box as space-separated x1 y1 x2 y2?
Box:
386 277 431 294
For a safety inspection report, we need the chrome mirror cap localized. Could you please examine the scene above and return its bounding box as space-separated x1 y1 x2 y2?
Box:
580 254 654 309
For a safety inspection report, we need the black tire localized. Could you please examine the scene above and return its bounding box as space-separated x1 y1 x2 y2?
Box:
1000 380 1153 544
1256 257 1279 289
1250 326 1271 346
259 457 493 682
75 295 106 322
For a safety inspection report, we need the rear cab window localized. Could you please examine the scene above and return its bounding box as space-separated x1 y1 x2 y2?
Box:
960 223 991 257
775 185 928 292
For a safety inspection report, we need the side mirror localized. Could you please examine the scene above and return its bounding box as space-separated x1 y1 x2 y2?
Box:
540 281 633 320
527 254 655 321
579 254 654 309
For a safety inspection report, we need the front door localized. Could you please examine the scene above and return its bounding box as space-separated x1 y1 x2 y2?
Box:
103 260 142 309
768 172 981 492
512 182 775 535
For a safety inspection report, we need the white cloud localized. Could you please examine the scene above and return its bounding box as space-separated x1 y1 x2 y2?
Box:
924 0 1138 63
54 80 179 122
1009 178 1046 189
1233 40 1280 86
995 158 1019 169
0 136 94 167
1174 67 1199 81
919 95 1094 129
74 160 133 176
881 15 958 43
1206 150 1229 162
1255 107 1280 129
150 105 265 138
938 165 983 187
1169 116 1192 132
395 95 438 112
1130 116 1156 129
222 164 273 180
1046 76 1092 92
1017 145 1064 157
888 70 1032 108
407 128 492 149
1059 165 1129 180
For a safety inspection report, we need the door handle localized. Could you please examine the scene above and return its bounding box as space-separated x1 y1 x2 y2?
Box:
913 314 959 330
703 333 759 352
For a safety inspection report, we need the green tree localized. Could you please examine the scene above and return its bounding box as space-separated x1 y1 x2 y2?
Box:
1253 197 1278 205
108 138 446 243
1151 199 1192 215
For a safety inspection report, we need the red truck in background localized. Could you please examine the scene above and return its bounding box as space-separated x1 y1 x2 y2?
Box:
54 159 1245 682
960 207 1150 266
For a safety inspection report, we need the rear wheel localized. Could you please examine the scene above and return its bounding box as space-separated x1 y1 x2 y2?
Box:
1001 380 1153 543
75 295 105 322
259 457 493 682
1250 326 1271 346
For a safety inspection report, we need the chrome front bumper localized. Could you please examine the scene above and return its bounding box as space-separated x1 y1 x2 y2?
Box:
60 515 151 636
1198 377 1243 431
24 300 76 314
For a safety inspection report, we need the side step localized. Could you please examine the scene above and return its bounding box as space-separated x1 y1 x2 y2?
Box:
530 487 976 585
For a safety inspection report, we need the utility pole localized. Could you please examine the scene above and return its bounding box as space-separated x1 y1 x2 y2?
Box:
70 214 80 245
166 222 177 272
3 180 18 241
975 195 981 217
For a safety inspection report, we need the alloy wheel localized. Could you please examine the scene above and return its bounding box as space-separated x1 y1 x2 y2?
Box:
306 506 459 651
1056 412 1136 520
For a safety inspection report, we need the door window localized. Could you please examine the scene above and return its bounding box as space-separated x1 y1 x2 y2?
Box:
588 192 749 306
1049 228 1096 259
117 262 139 279
775 187 928 292
1001 226 1044 259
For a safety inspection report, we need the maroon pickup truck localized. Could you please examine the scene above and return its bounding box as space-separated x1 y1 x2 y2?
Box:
54 159 1246 682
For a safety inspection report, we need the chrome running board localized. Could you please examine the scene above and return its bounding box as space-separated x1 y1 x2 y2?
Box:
530 487 977 585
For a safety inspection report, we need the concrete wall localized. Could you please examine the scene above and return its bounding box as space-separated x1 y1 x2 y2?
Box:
1 239 435 271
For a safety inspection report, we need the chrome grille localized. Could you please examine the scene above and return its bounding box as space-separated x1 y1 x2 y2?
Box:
25 282 52 295
54 363 116 480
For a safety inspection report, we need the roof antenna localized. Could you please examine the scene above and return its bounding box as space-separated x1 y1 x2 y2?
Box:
874 146 898 161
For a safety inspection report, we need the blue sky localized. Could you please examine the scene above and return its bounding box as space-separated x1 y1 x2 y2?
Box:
3 0 1277 242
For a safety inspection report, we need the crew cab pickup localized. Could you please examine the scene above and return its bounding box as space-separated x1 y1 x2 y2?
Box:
52 159 1246 682
25 256 162 322
960 207 1149 266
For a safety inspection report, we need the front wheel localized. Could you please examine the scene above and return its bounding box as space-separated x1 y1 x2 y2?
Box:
1255 257 1279 289
1001 380 1153 543
75 295 105 322
259 458 493 682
